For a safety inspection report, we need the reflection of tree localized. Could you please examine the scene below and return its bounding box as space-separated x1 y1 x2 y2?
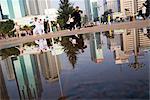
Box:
0 47 20 59
61 35 87 68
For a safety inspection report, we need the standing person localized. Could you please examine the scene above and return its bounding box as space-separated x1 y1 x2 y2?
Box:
44 19 48 33
72 6 83 29
10 22 21 37
33 17 41 36
33 17 48 52
141 3 146 19
68 14 75 31
124 9 131 21
39 19 44 34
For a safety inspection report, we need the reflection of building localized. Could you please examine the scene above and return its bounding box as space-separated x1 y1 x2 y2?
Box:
90 32 104 63
12 54 42 99
3 57 15 80
106 33 129 64
0 62 9 99
120 29 150 52
37 52 61 82
113 47 129 64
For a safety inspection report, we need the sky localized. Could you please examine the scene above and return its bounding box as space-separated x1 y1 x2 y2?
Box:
51 0 85 11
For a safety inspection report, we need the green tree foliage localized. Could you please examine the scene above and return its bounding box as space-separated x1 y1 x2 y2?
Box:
57 0 74 29
0 20 14 37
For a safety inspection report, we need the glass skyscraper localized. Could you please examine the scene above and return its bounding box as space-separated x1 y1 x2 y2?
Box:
0 0 26 19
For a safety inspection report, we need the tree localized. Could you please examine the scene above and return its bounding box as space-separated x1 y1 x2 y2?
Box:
0 20 14 38
57 0 74 29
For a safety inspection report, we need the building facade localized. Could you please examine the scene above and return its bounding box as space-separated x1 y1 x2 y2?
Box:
120 0 146 16
0 0 27 19
106 0 120 12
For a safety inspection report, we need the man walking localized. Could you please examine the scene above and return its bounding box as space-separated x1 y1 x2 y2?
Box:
72 6 83 29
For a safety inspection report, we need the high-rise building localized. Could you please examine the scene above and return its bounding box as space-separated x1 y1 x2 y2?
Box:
12 54 42 99
0 62 9 99
120 0 146 16
106 0 120 12
0 0 27 19
25 0 40 15
84 0 92 21
84 0 99 21
37 52 61 82
37 0 51 15
90 32 104 63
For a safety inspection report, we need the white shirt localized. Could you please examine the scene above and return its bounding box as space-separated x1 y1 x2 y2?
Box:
142 6 146 14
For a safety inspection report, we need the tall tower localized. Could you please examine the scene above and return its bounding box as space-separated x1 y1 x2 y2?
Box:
25 0 40 15
37 0 51 15
106 0 120 12
0 0 27 19
84 0 92 21
120 0 146 16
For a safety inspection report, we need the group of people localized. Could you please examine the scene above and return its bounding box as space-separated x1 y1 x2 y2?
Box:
65 6 83 31
32 17 49 52
138 2 149 20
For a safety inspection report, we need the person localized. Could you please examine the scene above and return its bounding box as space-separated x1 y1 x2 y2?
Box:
141 3 146 19
72 6 83 29
68 14 75 31
124 9 131 21
33 17 42 36
44 19 48 33
10 22 21 37
33 17 48 52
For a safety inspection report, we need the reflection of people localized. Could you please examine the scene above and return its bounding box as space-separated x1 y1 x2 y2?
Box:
10 22 21 37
